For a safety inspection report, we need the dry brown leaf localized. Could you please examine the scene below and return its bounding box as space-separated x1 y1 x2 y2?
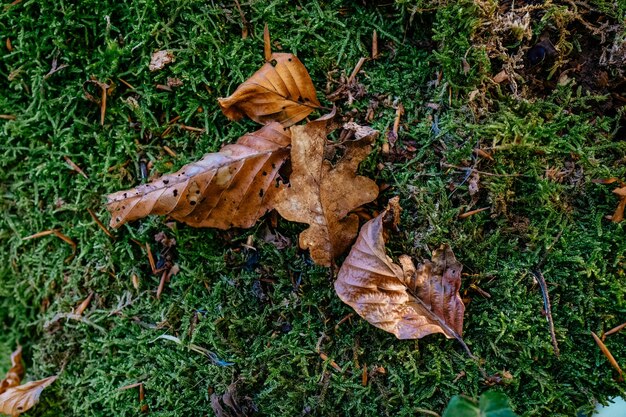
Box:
149 50 174 72
218 28 320 127
335 198 471 352
106 122 291 229
0 375 57 416
0 348 24 395
274 113 379 266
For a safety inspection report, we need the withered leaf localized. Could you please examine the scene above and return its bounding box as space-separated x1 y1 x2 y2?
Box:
274 113 379 267
106 122 291 229
335 198 468 346
218 28 320 127
149 50 174 72
0 375 57 416
0 347 24 394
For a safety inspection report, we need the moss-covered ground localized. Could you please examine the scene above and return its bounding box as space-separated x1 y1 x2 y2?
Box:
1 0 625 416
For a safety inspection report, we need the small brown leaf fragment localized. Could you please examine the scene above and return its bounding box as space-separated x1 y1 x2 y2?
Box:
473 148 494 161
591 331 624 381
218 41 320 126
106 123 291 229
166 77 183 88
0 347 24 394
335 199 468 347
6 38 12 52
0 375 58 416
74 292 94 316
149 50 174 72
492 70 508 84
274 114 379 266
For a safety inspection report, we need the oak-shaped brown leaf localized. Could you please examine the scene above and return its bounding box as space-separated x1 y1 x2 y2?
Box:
0 347 24 395
106 122 291 229
0 376 57 416
274 113 379 267
218 27 320 127
335 198 468 346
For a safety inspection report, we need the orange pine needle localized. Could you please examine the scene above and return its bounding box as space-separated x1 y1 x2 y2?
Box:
362 363 368 386
459 207 489 219
156 270 167 299
591 331 624 381
178 124 205 133
0 115 16 120
117 78 135 90
145 243 156 274
603 322 626 339
64 156 88 178
87 208 113 238
319 353 342 372
23 229 76 262
163 145 177 157
348 57 367 83
371 30 378 59
263 24 271 62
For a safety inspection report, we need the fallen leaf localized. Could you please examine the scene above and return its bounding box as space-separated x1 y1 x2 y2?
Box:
0 375 57 416
274 113 379 266
0 347 24 394
106 122 291 229
591 331 624 381
218 27 320 126
335 198 468 346
149 50 174 72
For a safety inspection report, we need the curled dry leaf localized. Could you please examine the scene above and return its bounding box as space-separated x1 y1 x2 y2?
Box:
274 112 379 266
149 50 174 72
335 198 471 353
218 28 320 126
0 376 58 416
106 122 291 229
0 347 24 394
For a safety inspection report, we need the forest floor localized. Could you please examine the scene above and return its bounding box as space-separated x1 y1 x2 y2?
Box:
1 0 625 416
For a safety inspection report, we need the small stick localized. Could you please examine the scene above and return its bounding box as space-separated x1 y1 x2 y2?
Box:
319 353 342 372
459 207 489 219
348 57 367 83
87 208 113 238
603 322 626 340
145 243 156 274
139 383 148 413
371 30 378 59
531 269 560 357
64 156 88 178
263 23 271 62
0 114 16 120
591 331 623 381
75 292 94 316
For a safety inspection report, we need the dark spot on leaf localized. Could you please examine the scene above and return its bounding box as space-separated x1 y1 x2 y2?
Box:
297 96 303 103
270 59 277 66
259 189 264 197
190 200 196 205
173 189 178 196
163 179 169 184
288 58 292 62
262 171 267 176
